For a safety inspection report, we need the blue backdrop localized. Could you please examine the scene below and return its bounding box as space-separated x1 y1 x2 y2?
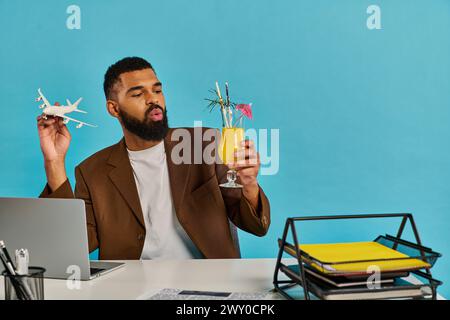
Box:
1 0 449 297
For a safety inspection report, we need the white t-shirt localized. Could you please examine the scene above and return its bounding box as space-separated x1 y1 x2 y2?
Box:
127 141 202 259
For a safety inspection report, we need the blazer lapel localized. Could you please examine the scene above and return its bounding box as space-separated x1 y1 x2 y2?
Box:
107 139 145 229
164 128 191 216
105 130 191 229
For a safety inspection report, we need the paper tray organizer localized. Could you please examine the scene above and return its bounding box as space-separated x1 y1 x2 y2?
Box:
273 213 443 300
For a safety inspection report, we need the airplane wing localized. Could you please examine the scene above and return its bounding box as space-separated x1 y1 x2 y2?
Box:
66 99 87 113
37 88 52 108
61 114 97 128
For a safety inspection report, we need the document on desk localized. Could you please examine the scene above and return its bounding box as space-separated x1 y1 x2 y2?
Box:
147 288 275 300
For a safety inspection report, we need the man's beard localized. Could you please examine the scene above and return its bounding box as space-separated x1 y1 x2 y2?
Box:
118 104 169 141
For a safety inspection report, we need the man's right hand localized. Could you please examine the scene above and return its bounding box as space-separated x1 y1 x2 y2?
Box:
37 114 71 192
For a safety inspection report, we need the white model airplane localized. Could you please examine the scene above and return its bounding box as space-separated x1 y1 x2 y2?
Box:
36 88 97 128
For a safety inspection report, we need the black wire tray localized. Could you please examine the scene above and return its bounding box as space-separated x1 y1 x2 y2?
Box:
273 213 443 300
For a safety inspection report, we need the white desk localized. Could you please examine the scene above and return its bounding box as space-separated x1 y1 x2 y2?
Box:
0 258 284 300
0 258 445 300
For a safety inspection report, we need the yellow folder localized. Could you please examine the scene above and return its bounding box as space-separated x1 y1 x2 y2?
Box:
298 241 431 274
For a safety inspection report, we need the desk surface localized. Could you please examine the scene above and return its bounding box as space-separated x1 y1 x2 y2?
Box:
0 258 445 300
0 258 283 300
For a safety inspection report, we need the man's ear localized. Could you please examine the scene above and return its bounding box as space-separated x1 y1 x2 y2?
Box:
106 100 119 118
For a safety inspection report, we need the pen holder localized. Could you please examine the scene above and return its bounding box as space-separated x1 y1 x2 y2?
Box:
2 267 45 300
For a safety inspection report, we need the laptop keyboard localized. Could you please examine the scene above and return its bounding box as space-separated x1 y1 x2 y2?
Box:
90 267 105 275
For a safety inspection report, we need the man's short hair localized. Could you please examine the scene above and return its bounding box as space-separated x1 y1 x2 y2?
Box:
103 57 154 99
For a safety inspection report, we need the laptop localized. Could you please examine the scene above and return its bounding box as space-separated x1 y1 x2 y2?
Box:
0 197 124 280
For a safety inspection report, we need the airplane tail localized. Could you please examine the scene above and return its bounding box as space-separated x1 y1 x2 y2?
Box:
35 88 43 102
66 98 87 113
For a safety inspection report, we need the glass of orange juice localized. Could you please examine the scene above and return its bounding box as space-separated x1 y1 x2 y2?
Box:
218 126 245 188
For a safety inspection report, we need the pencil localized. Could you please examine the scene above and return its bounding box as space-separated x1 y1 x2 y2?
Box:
0 240 16 270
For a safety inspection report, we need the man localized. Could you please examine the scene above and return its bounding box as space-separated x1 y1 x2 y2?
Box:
37 57 270 260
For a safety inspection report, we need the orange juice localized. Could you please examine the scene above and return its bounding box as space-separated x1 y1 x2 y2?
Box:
218 127 244 165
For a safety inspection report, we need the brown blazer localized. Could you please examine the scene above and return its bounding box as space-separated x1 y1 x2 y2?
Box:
40 128 270 260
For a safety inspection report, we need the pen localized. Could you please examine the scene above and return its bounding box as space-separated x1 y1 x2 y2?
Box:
0 249 16 276
15 248 35 300
15 249 29 275
0 246 27 299
0 241 32 300
0 240 16 270
0 249 11 274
